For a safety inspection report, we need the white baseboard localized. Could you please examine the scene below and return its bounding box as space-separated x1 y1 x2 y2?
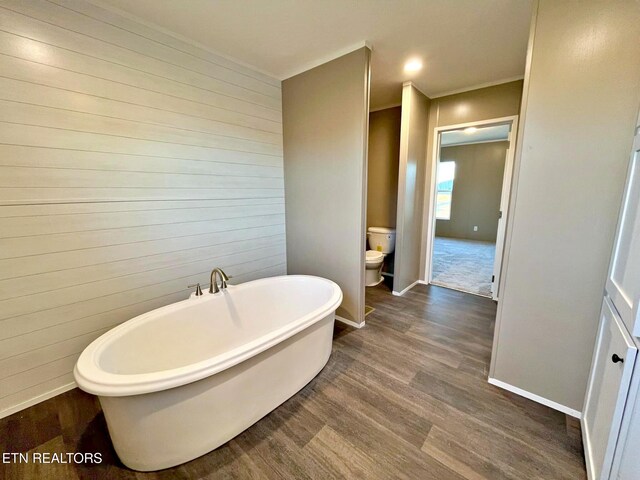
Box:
335 314 365 329
381 272 394 278
392 279 420 297
418 280 429 285
0 381 77 420
488 377 581 419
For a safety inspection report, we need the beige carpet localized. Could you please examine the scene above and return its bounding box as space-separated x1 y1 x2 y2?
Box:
431 236 496 297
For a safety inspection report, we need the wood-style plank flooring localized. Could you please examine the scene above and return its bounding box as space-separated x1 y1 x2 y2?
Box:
0 282 586 479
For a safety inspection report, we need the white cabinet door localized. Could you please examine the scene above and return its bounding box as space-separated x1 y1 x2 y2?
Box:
583 297 638 480
607 125 640 336
611 362 640 479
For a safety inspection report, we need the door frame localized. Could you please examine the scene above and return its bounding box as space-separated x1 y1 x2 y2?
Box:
423 115 519 300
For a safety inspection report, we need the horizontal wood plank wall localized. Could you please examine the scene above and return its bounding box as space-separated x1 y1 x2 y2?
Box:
0 0 285 417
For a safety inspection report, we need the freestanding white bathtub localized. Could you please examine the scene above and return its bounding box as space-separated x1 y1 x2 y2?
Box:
74 275 342 471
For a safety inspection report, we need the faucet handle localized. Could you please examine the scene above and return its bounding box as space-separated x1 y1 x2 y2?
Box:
187 283 203 296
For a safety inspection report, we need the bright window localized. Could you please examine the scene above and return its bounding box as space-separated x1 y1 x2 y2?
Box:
435 161 455 220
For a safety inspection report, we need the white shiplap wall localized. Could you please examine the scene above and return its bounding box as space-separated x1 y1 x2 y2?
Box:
0 0 285 417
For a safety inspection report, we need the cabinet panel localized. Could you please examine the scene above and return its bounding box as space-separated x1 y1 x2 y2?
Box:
611 360 640 479
607 131 640 336
583 297 637 480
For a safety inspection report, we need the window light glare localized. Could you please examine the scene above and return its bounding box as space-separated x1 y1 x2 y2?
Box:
464 127 478 134
404 59 423 72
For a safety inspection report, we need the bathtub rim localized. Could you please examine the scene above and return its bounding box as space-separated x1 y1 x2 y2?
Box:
73 275 342 397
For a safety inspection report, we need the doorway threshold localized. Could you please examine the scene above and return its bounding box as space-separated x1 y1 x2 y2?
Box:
430 281 493 299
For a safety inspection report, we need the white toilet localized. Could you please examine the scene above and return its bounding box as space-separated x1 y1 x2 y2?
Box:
366 227 396 287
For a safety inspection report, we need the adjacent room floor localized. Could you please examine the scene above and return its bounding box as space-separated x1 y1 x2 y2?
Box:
431 236 496 297
0 284 585 479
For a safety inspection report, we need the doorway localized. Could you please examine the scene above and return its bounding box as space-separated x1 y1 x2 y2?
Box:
425 116 518 299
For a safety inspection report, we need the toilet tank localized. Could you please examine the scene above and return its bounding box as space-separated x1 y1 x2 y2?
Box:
367 227 396 254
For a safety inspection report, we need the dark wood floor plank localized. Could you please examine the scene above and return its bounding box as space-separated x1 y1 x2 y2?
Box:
410 369 584 478
299 387 466 480
342 313 465 369
304 425 391 479
422 425 521 480
0 398 61 454
319 371 433 449
233 414 335 480
4 436 81 480
0 283 586 479
331 346 583 479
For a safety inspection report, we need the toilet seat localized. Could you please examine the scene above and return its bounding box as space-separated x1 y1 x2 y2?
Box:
366 250 384 264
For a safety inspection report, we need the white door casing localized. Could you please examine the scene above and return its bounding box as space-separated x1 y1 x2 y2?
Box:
491 123 517 300
424 115 518 300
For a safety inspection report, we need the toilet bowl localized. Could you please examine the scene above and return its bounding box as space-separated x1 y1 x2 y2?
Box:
365 227 396 287
365 250 385 286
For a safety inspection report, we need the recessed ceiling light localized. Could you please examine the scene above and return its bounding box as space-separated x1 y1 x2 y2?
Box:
464 127 478 134
404 59 422 73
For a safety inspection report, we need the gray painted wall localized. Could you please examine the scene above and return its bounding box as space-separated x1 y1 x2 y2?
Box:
394 84 430 294
491 0 640 412
367 106 401 230
429 81 524 128
283 47 371 324
436 142 508 242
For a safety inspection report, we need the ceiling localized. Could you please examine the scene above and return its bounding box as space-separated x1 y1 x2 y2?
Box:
441 124 511 146
97 0 533 109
